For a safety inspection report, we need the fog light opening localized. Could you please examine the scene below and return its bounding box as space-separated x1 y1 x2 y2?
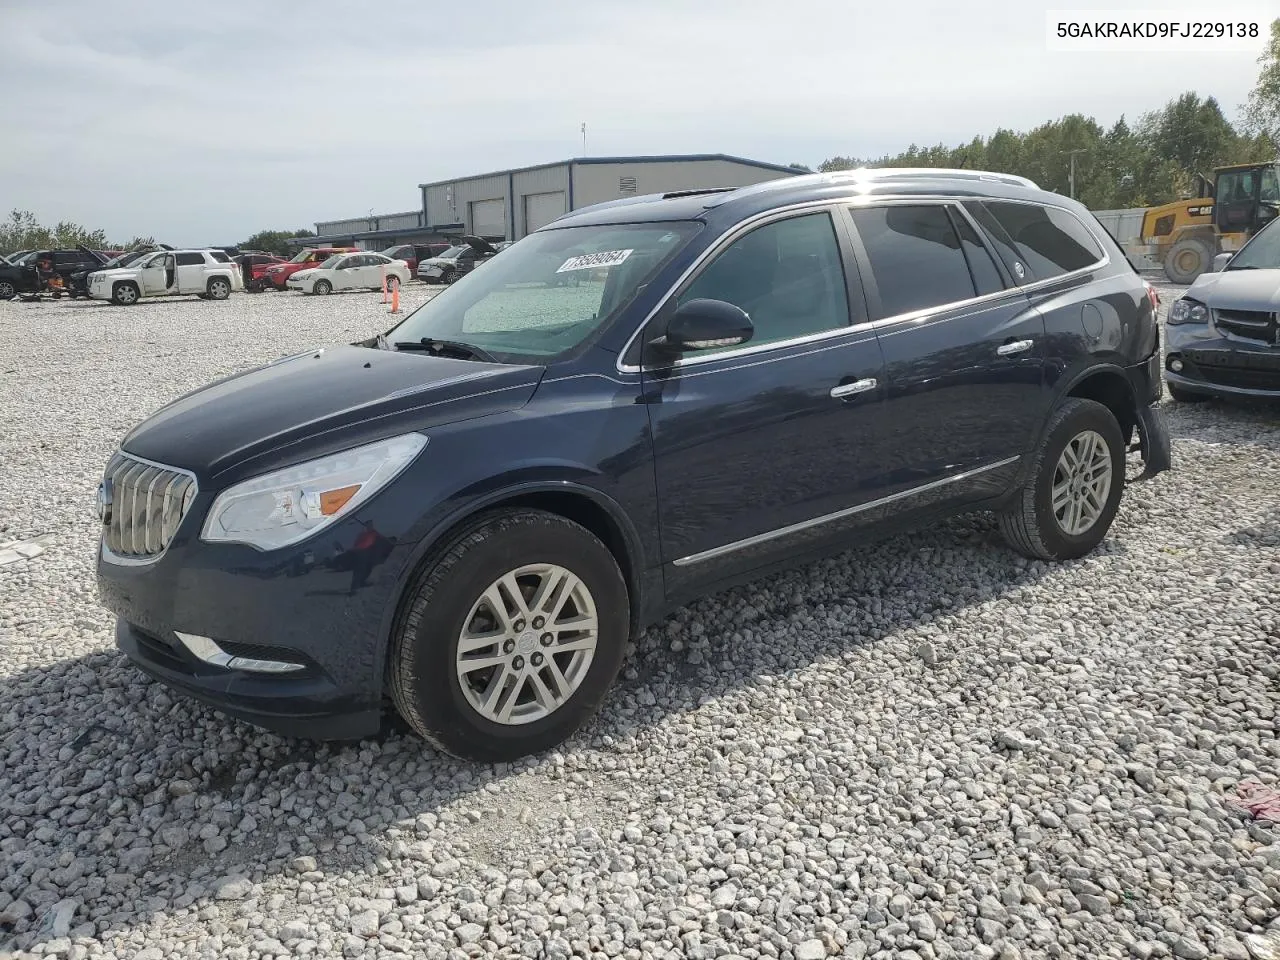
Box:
173 631 304 673
1169 358 1184 373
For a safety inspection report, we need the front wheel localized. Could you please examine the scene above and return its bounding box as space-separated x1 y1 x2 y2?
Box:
111 282 140 306
999 398 1125 561
0 279 15 300
385 275 400 292
1164 237 1213 284
389 509 629 762
313 279 332 295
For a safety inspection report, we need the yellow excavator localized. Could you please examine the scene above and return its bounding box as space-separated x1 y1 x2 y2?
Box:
1128 161 1280 283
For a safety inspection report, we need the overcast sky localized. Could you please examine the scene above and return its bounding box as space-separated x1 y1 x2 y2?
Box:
1 0 1271 246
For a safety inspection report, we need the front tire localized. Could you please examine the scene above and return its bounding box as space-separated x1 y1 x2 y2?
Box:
389 509 629 762
313 279 332 296
111 282 140 306
0 279 15 300
999 398 1125 561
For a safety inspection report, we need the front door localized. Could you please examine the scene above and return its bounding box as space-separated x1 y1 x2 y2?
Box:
844 201 1047 496
139 253 170 295
642 209 890 594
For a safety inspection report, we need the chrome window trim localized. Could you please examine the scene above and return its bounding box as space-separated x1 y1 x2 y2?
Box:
100 451 198 567
616 193 1110 374
616 199 854 374
672 455 1021 567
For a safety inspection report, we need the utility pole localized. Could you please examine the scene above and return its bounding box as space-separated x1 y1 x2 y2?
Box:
1064 149 1087 199
581 122 587 157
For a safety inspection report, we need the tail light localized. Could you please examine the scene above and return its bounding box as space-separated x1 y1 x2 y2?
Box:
1143 281 1159 313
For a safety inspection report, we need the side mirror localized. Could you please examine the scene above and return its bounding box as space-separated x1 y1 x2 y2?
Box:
653 299 753 353
1211 252 1234 273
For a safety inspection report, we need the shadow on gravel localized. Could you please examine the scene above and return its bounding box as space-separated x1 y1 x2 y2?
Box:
0 512 1113 952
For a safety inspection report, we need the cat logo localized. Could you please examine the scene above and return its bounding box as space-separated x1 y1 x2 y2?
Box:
1187 204 1214 218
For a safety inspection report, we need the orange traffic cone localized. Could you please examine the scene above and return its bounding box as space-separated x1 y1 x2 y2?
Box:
390 281 400 314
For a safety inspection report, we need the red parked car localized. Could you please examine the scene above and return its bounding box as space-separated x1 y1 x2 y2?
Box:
380 243 451 276
260 247 357 291
235 253 288 293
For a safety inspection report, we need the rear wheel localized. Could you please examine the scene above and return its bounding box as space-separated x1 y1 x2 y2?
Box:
0 279 15 300
389 509 629 762
313 279 332 295
111 282 140 306
207 277 231 300
385 275 400 292
442 267 458 284
999 398 1125 561
1164 237 1213 284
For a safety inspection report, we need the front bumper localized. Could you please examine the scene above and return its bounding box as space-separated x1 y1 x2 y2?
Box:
96 505 410 739
1165 326 1280 399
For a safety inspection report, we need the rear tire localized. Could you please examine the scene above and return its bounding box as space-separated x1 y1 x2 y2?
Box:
389 509 629 762
999 398 1125 561
313 279 332 295
385 275 400 292
1163 237 1213 284
0 279 15 300
207 277 231 300
1167 383 1209 403
111 282 140 306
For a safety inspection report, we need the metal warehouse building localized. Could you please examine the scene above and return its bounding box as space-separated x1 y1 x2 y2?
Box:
296 154 801 249
419 154 802 242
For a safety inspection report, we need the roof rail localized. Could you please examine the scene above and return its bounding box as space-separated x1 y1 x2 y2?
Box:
661 187 737 199
828 167 1039 189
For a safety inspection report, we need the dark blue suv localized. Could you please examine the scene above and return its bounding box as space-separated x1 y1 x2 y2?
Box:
96 169 1171 761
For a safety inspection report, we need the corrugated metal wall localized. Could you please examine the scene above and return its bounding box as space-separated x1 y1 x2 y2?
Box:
315 211 422 235
571 160 791 209
424 174 508 231
512 165 570 238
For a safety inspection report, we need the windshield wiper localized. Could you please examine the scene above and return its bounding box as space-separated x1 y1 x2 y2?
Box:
392 337 498 362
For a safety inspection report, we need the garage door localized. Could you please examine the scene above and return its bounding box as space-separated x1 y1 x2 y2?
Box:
469 198 506 239
524 191 567 233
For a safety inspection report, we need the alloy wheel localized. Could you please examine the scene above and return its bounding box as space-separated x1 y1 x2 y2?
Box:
1052 429 1112 536
0 280 15 300
455 563 599 725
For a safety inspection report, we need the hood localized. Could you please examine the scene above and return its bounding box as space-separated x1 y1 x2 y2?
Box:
460 235 498 255
120 345 543 482
90 266 142 281
290 268 319 281
1184 269 1280 311
76 243 109 265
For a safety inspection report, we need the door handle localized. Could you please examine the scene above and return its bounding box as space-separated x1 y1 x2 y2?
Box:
997 338 1034 356
830 378 877 399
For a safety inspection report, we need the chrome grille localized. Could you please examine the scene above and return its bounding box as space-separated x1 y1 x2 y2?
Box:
102 453 196 559
1215 308 1278 346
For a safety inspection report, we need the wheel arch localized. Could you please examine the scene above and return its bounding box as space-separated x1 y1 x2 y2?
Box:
375 481 649 690
1059 364 1138 445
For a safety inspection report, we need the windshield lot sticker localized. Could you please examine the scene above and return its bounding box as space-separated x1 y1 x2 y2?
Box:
557 249 633 273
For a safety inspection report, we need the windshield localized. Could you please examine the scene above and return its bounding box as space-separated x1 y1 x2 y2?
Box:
1227 217 1280 270
289 249 318 264
385 222 700 362
318 255 346 269
436 246 467 260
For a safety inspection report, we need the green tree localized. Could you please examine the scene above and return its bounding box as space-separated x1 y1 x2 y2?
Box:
0 209 148 255
1244 19 1280 141
239 228 316 257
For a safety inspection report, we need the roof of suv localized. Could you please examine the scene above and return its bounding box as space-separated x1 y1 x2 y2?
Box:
552 167 1078 230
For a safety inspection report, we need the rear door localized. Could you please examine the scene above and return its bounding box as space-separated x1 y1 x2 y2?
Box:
174 252 207 293
844 200 1047 492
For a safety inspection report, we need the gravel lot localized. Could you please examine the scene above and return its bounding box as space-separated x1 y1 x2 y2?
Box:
1 281 1277 960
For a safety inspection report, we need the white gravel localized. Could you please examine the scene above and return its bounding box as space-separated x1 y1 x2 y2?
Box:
0 280 1277 960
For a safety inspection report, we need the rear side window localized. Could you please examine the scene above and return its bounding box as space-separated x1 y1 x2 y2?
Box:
981 202 1103 279
951 210 1005 296
210 251 231 263
176 252 204 266
850 205 975 317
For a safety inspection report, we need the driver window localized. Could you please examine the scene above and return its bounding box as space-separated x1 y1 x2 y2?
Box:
1260 168 1279 204
677 212 850 353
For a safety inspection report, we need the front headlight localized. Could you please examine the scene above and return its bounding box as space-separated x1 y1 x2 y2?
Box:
1167 298 1208 325
200 434 427 550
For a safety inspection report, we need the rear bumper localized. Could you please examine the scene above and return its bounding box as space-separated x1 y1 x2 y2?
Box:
1125 350 1172 477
